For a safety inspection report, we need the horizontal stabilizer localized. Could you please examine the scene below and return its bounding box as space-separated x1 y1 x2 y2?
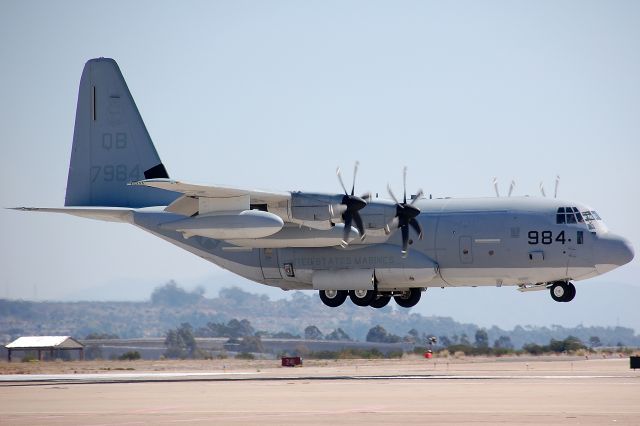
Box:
9 207 136 223
130 179 290 203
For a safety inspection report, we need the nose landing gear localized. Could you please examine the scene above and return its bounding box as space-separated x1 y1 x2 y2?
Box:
550 281 576 302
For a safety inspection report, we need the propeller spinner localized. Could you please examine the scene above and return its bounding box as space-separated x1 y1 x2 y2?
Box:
387 167 424 257
336 162 370 246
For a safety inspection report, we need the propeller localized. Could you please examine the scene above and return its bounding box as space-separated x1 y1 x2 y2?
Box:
493 177 500 197
539 181 546 198
387 167 424 257
336 161 370 245
554 175 560 199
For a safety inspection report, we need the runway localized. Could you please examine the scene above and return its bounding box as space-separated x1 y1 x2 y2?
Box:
1 357 638 424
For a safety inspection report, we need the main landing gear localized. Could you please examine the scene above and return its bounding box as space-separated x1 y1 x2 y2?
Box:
319 289 348 307
319 288 422 308
549 281 576 303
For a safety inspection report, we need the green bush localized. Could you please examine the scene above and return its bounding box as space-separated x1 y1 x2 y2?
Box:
118 351 141 361
236 352 255 360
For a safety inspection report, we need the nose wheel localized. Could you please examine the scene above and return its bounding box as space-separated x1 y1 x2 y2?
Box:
550 281 576 302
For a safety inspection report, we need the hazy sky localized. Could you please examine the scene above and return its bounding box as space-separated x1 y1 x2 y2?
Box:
1 1 638 328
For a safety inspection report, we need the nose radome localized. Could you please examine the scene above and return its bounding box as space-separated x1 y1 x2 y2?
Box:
620 237 635 266
593 232 634 274
596 233 634 269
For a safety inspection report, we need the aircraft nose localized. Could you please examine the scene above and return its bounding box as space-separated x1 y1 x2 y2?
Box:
621 238 635 265
594 233 634 273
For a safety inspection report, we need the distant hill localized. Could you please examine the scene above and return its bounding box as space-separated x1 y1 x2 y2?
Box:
59 275 640 333
1 284 638 349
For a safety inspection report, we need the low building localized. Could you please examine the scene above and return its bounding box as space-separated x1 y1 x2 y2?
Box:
5 336 84 362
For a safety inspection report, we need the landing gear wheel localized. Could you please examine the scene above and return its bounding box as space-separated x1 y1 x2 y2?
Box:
550 282 575 302
564 282 576 302
369 294 391 309
319 290 348 307
349 289 377 307
394 288 422 308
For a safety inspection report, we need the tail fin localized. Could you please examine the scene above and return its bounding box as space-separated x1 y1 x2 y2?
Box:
65 58 178 207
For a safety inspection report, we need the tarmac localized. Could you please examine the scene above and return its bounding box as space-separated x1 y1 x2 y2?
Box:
1 356 638 425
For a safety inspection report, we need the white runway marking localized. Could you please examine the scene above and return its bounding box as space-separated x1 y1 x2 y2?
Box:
1 372 633 384
0 371 258 382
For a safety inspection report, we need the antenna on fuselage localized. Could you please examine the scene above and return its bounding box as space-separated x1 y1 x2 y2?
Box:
554 175 560 199
493 177 500 197
508 180 516 197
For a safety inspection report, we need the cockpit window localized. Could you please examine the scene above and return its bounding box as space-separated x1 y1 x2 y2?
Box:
556 206 590 224
581 210 602 231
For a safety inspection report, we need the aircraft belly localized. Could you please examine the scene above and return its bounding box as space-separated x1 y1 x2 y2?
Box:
278 244 439 289
439 267 570 286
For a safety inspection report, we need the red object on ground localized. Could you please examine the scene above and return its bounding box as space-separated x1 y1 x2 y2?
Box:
281 356 303 367
424 352 433 359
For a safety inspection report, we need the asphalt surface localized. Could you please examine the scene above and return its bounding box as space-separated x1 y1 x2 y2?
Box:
1 357 638 424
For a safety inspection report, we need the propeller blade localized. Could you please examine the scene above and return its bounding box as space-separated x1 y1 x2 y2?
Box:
539 181 546 198
508 180 515 197
387 184 399 204
329 204 347 217
554 175 560 199
403 166 407 204
409 218 423 239
351 161 359 196
493 177 500 197
336 167 348 195
410 189 424 205
352 212 366 240
385 217 399 234
401 225 409 257
342 214 353 245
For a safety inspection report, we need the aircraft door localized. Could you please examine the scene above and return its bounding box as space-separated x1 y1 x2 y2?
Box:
260 248 282 279
459 236 473 264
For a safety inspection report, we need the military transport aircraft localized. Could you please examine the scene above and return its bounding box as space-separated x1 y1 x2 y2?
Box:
14 58 634 309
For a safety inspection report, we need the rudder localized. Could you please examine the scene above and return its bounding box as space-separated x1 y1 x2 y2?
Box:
65 58 178 207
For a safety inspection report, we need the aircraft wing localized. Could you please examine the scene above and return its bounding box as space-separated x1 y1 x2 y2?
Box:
8 207 136 223
130 179 290 204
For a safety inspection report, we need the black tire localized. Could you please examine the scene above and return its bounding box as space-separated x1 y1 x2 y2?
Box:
319 290 348 307
370 294 391 309
550 282 567 302
394 288 422 308
349 289 377 307
563 282 576 302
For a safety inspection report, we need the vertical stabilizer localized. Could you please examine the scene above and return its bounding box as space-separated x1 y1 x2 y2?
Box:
65 58 178 207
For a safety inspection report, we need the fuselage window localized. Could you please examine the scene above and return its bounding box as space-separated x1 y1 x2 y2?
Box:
577 230 584 244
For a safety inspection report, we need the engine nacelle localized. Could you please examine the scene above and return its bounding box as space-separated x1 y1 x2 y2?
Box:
290 192 343 230
160 210 284 239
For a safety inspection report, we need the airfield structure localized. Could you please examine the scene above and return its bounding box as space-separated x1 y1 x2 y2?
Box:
5 336 84 362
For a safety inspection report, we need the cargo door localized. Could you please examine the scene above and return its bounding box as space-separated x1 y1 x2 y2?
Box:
260 248 282 279
459 236 473 264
